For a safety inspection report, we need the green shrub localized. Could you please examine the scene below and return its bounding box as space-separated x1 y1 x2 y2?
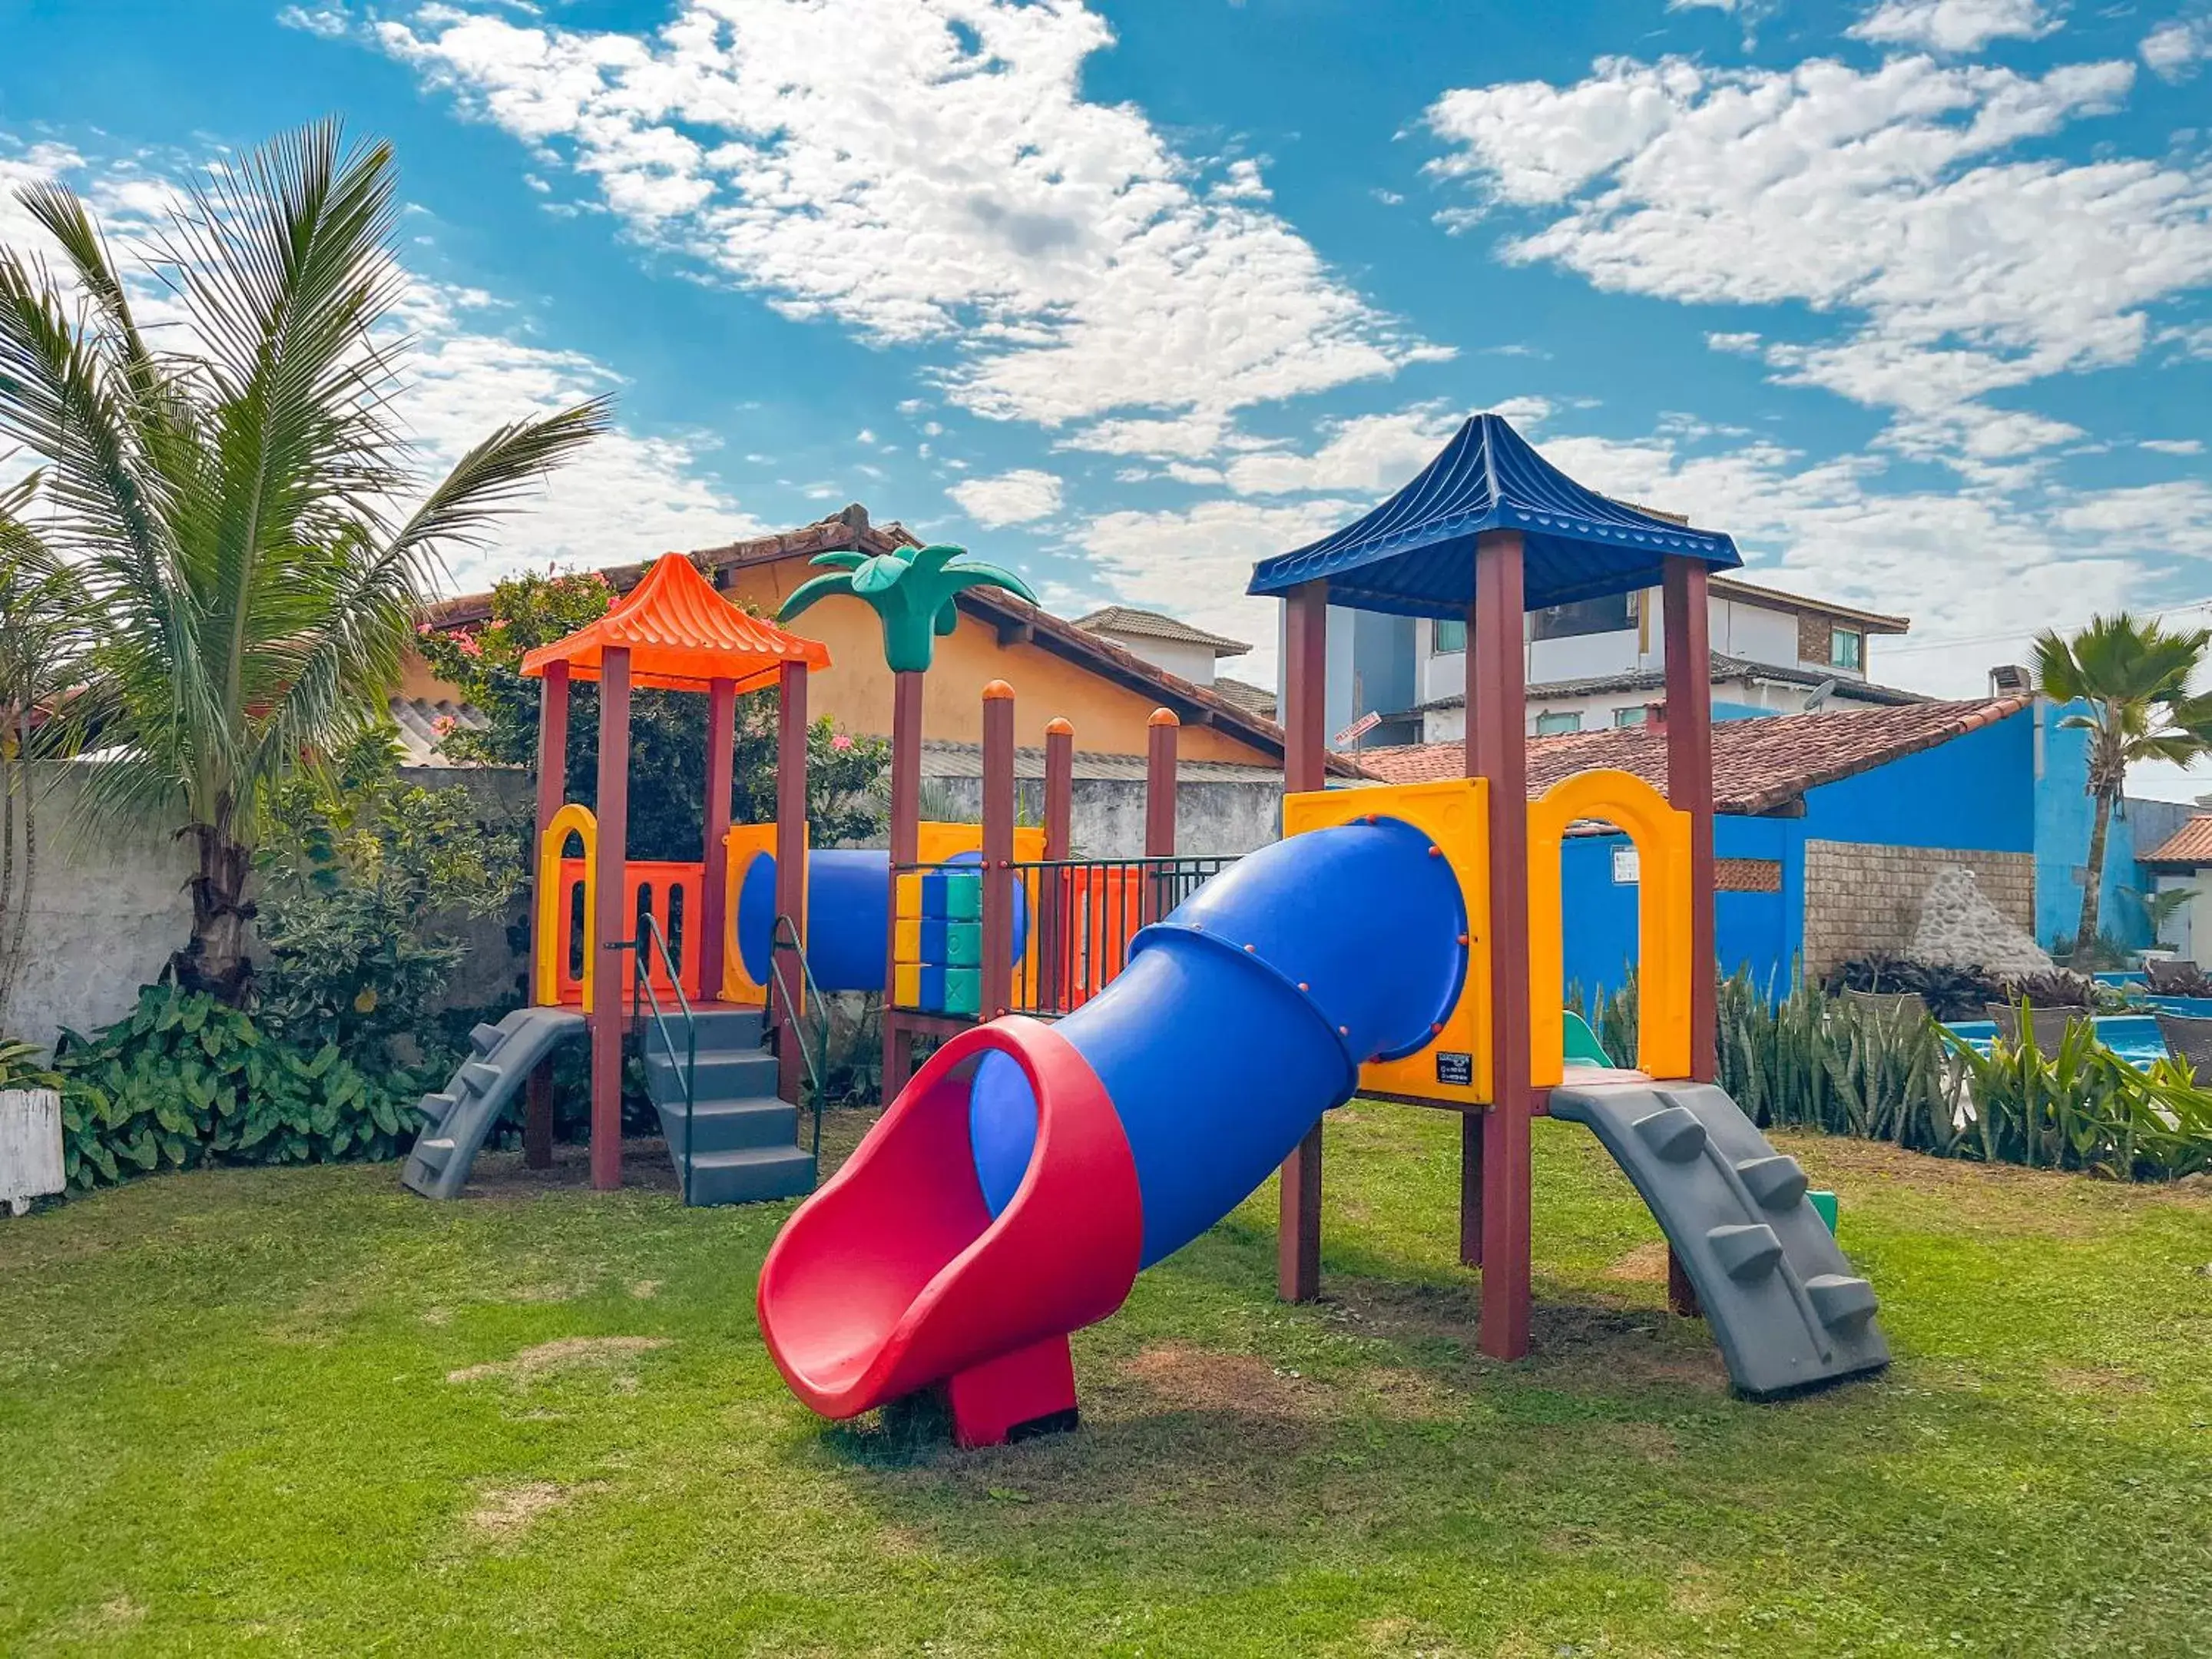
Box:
51 983 422 1191
1716 968 2212 1181
254 730 527 1067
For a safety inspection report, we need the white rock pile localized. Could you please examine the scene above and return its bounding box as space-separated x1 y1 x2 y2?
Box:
1908 865 2052 980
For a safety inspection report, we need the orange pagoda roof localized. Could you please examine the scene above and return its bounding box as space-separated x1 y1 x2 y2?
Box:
520 552 831 694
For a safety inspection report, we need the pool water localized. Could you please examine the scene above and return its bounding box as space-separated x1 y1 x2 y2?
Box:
1942 1015 2165 1066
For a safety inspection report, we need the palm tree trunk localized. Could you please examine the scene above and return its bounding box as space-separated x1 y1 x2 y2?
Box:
175 800 254 1003
2075 787 2114 960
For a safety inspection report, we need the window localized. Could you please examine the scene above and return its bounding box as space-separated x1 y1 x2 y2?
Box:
1613 704 1649 727
1534 710 1582 736
1830 625 1863 671
1432 618 1466 654
1531 590 1637 641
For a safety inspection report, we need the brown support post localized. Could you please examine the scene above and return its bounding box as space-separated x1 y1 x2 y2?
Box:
882 669 924 1098
1144 709 1178 857
1041 718 1075 1014
1663 557 1717 1082
525 660 570 1168
1664 555 1717 1319
1458 588 1482 1260
1143 707 1178 930
591 647 632 1193
775 662 810 1104
980 681 1015 1021
1278 581 1329 1303
1469 531 1532 1361
698 675 737 1004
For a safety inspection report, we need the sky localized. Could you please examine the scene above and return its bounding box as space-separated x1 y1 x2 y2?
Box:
1 0 2209 783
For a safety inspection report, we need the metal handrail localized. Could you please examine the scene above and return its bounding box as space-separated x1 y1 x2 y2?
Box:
768 913 830 1162
627 911 699 1204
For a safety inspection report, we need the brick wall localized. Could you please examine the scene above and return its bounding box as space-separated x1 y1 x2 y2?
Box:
1800 839 2037 973
1796 611 1830 667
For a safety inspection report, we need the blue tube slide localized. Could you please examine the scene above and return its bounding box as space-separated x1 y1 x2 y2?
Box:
737 848 1028 996
969 818 1468 1268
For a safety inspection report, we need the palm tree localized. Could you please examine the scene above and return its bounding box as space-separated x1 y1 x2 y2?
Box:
2033 614 2212 959
777 541 1037 858
0 121 608 1001
777 541 1038 673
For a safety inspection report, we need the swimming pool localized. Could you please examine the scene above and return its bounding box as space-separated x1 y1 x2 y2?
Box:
1942 1015 2166 1066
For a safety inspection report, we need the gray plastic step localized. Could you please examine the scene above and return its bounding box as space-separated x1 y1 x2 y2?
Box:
399 1006 588 1200
682 1144 817 1207
1548 1078 1889 1398
643 1048 780 1106
657 1096 800 1158
469 1022 506 1057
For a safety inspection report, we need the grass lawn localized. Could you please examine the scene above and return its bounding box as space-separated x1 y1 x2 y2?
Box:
2 1104 2209 1657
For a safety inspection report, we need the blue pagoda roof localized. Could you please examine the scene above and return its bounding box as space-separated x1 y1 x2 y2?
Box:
1247 413 1741 618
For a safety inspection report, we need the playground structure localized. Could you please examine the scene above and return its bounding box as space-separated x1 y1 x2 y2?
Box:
755 414 1890 1442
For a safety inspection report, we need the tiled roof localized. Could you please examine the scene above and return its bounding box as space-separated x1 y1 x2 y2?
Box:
2141 816 2212 866
1359 695 2032 814
1075 605 1253 657
418 504 1369 778
1413 651 1927 713
1212 676 1279 719
920 739 1283 784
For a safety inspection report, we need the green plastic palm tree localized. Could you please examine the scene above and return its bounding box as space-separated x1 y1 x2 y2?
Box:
2034 614 2212 959
0 121 608 1001
777 541 1038 673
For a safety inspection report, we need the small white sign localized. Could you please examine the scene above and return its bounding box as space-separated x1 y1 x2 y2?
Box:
1335 710 1382 746
1612 843 1641 885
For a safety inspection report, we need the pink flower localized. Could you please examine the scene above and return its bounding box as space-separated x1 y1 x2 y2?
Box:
454 632 483 659
432 715 458 736
830 733 854 752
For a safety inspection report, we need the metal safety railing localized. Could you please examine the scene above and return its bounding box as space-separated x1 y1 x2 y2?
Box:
769 913 830 1166
626 909 699 1204
1009 854 1237 1018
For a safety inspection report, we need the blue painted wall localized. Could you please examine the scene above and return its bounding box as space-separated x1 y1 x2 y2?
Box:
2033 700 2184 953
1555 707 2037 1009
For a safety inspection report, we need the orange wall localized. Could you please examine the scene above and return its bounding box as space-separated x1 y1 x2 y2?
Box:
405 559 1277 766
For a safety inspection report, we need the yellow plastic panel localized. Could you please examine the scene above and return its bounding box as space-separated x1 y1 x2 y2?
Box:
535 803 597 1006
720 822 808 1005
894 918 923 964
895 872 925 923
1282 780 1492 1107
893 964 922 1009
1525 769 1690 1087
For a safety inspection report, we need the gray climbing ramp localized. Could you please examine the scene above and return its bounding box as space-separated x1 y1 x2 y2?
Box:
400 1005 587 1199
1547 1078 1889 1399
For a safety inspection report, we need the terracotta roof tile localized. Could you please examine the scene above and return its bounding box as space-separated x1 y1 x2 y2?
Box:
1075 605 1253 657
1359 696 2032 813
2141 816 2212 866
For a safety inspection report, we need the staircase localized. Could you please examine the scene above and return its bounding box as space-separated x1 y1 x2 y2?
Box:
645 1006 816 1207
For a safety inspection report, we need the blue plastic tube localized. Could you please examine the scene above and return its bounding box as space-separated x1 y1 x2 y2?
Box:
737 848 1029 996
969 818 1468 1267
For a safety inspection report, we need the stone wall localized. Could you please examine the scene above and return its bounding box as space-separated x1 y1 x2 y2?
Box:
1800 839 2037 975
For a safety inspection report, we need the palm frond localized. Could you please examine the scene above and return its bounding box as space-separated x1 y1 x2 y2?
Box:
779 571 861 624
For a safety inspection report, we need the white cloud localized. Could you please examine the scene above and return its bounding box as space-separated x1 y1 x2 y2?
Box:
2142 437 2206 455
1424 53 2212 475
0 138 760 594
2142 19 2212 81
1848 0 2061 55
1223 404 1469 496
1077 496 1359 684
947 468 1064 527
363 0 1438 452
1706 329 1763 354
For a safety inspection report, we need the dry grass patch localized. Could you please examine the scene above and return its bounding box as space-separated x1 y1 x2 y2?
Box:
446 1336 671 1386
1122 1343 1325 1418
1604 1240 1671 1283
466 1481 581 1542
